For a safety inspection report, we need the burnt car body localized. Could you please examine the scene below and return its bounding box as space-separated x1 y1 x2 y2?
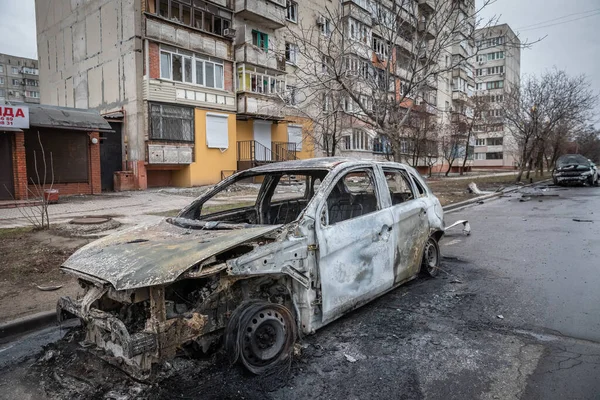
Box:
57 158 446 376
553 154 599 186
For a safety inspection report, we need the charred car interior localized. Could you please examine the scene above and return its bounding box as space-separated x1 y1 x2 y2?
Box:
57 159 446 378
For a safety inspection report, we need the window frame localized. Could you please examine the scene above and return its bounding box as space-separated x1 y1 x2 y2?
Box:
148 0 232 37
252 30 269 52
285 42 298 64
286 0 298 23
382 167 417 205
149 103 195 142
159 46 225 90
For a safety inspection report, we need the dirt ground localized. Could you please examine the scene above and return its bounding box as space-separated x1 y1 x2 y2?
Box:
0 228 90 322
427 174 549 206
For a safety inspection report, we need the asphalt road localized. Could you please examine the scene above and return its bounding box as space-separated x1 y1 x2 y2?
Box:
0 183 599 399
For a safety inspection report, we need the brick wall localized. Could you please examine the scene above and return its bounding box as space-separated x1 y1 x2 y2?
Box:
25 131 102 197
149 41 160 79
12 131 27 200
224 61 233 92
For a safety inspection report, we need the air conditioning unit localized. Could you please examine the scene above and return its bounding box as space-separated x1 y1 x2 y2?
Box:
223 28 236 38
317 15 326 26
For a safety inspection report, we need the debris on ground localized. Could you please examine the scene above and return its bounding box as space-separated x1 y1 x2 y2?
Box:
344 354 357 363
37 284 63 291
468 182 492 195
497 315 504 320
445 220 471 236
519 197 531 202
573 219 594 223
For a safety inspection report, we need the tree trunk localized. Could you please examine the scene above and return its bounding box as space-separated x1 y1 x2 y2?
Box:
445 160 453 176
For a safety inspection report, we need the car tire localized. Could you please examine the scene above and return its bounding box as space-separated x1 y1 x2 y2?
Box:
421 236 441 278
587 176 594 187
225 300 296 374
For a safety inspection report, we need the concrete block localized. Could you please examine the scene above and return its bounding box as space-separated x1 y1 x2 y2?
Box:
66 77 74 107
175 29 190 49
73 20 86 63
215 41 228 59
64 26 73 67
101 2 118 53
73 73 89 109
56 32 65 72
203 37 216 55
103 59 120 104
88 66 103 107
86 10 101 57
189 32 203 52
161 24 176 44
146 19 161 39
47 35 57 73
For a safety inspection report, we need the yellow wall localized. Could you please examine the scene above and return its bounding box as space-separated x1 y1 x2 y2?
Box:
172 109 238 187
236 120 253 142
271 121 288 143
286 116 315 160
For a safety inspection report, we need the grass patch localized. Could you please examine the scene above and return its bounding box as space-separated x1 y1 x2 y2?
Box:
0 226 35 239
148 209 181 217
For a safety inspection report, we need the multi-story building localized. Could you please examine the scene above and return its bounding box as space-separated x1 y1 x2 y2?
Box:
35 0 312 191
472 23 521 169
0 53 41 105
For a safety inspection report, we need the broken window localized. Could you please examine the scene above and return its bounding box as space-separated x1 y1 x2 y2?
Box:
149 0 232 36
150 103 194 142
383 168 415 205
324 169 380 225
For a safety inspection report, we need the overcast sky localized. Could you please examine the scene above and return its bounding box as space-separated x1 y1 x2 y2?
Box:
0 0 599 117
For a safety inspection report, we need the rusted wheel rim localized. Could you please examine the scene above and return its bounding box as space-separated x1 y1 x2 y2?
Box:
425 239 438 274
242 308 288 364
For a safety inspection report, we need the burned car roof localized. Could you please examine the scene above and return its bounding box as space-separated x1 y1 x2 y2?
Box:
245 157 357 173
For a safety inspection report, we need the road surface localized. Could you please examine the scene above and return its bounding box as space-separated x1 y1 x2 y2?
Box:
0 183 599 399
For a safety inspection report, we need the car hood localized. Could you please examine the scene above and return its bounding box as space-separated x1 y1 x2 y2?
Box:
61 219 282 290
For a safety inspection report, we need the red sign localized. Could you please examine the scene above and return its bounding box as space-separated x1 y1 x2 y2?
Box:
0 106 30 129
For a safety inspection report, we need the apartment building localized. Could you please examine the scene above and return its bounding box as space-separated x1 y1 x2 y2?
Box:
0 53 41 105
473 24 521 169
35 0 313 190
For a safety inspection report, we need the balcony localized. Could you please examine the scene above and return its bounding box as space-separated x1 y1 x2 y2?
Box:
417 21 435 41
237 93 285 119
234 0 286 29
452 90 469 103
235 43 283 71
417 0 435 14
452 43 470 59
452 67 474 84
342 2 372 26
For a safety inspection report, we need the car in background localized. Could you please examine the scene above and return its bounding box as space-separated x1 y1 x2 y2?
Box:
553 154 599 186
56 158 447 377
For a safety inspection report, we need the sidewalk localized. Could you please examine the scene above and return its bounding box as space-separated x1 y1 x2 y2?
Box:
0 190 192 229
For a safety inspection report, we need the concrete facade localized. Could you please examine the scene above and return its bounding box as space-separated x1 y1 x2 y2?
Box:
473 24 521 169
0 53 41 105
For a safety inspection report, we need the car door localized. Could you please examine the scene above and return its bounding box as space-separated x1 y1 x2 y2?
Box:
315 167 395 323
381 167 430 284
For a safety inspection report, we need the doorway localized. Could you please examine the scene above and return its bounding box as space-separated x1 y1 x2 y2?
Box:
100 122 123 191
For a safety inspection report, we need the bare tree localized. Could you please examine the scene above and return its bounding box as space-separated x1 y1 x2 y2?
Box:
439 122 464 175
574 125 600 164
281 0 504 163
503 70 598 182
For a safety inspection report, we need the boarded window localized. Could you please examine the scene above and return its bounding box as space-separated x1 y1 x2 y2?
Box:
206 113 229 148
25 130 89 183
150 104 194 142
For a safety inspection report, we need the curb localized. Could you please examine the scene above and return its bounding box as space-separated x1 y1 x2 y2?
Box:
442 179 552 213
0 311 56 340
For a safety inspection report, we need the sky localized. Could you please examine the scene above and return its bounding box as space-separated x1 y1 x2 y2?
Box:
0 0 599 116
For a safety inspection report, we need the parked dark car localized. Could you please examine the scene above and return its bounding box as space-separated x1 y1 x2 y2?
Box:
553 154 599 186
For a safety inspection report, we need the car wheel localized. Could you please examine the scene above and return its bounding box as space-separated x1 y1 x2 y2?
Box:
225 300 296 374
421 236 441 277
587 176 594 186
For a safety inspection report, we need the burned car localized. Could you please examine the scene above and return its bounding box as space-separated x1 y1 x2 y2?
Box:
553 154 599 186
57 158 446 377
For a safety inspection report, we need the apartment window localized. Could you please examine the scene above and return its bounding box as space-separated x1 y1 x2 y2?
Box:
486 152 503 160
12 79 21 86
400 139 410 154
22 67 39 75
206 113 229 149
252 30 269 51
320 55 333 74
453 77 467 92
148 0 232 36
476 68 485 76
25 90 40 98
0 77 3 85
372 35 389 58
343 136 351 150
237 65 285 96
25 79 38 86
286 1 297 22
285 42 298 64
486 80 504 90
288 125 303 150
475 138 485 146
12 92 21 99
0 89 4 97
476 83 485 91
160 47 224 89
487 66 504 75
486 51 504 61
11 67 19 74
343 96 356 113
474 153 485 160
322 93 331 112
349 18 369 44
0 65 3 73
150 103 194 142
319 16 332 36
487 137 503 146
349 129 369 150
